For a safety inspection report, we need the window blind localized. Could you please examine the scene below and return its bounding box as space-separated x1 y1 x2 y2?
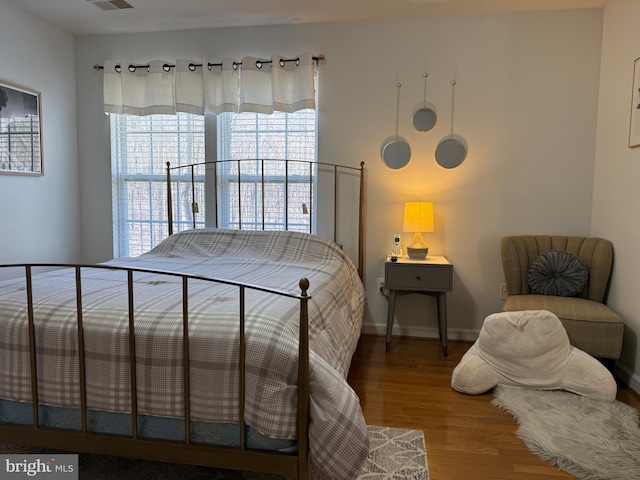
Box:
217 110 317 232
111 113 205 257
111 109 316 257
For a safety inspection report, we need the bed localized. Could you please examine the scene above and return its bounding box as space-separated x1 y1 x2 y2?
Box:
0 159 367 479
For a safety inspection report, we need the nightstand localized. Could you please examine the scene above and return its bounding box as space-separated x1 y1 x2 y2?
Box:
384 255 453 356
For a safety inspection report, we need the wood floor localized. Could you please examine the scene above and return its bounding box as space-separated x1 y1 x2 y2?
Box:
347 335 640 480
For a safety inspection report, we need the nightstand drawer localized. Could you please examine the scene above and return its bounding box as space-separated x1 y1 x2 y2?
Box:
385 263 452 291
384 255 453 355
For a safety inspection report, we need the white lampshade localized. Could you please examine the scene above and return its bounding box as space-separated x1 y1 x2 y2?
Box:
402 202 434 260
403 202 434 233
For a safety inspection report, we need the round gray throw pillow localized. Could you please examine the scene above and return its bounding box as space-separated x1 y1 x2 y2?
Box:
528 250 589 297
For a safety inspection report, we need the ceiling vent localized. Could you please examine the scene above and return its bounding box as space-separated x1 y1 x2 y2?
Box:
87 0 133 10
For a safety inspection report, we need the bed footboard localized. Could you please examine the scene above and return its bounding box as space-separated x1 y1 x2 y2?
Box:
0 264 312 479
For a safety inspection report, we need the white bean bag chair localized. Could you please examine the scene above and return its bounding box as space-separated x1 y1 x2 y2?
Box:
451 310 617 402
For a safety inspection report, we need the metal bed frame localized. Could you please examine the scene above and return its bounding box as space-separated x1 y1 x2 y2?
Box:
0 159 366 479
0 264 312 477
166 159 366 278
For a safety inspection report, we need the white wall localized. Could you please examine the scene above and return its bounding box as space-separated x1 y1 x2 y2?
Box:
593 0 640 390
74 10 603 347
0 1 80 271
2 0 637 392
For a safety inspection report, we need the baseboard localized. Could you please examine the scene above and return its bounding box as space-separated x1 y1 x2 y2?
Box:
615 361 640 395
362 322 640 395
361 322 479 342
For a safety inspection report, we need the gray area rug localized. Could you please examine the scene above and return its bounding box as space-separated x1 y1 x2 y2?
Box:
0 425 428 479
493 385 640 480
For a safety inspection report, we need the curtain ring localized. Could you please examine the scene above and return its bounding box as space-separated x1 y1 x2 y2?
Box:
233 61 239 70
162 64 171 72
279 58 285 68
295 57 300 66
256 60 263 69
128 64 136 73
115 64 122 73
188 63 196 72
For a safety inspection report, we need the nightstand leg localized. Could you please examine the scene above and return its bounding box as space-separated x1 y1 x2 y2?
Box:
437 292 448 357
386 290 397 352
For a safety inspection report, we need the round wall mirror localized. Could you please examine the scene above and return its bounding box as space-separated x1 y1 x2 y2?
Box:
381 136 411 170
436 79 467 169
435 138 467 169
412 106 437 132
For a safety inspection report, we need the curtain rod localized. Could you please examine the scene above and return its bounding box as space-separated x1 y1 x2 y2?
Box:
93 54 325 73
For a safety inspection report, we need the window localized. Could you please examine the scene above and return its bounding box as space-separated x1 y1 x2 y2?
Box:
217 110 317 232
111 114 205 257
111 109 316 258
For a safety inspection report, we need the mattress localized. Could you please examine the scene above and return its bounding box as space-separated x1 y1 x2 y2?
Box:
0 228 368 479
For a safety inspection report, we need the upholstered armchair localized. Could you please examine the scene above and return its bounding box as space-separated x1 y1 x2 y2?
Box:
500 235 623 360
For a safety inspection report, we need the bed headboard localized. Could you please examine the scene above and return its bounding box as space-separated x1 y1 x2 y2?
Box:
166 159 366 279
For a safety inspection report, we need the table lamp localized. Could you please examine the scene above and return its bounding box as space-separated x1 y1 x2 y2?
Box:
403 201 434 259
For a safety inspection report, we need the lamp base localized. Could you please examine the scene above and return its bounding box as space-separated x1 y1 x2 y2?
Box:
407 246 428 260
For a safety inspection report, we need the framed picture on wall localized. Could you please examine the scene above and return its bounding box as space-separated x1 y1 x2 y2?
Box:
629 57 640 148
0 80 43 175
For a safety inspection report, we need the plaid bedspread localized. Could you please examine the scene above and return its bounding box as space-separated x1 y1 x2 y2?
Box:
0 229 368 479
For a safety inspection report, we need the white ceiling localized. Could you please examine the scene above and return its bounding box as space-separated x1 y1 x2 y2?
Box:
2 0 609 35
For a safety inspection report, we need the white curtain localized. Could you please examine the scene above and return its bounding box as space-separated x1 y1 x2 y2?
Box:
103 52 317 116
174 59 204 115
203 57 240 115
104 60 175 116
271 53 316 113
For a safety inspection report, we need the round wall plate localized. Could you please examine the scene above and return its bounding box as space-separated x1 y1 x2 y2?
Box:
412 105 437 132
435 137 467 169
381 137 411 169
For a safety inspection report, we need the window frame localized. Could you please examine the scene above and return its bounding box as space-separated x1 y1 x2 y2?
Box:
110 109 317 258
110 113 206 257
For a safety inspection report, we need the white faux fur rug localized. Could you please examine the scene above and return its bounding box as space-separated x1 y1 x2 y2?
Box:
493 385 640 480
